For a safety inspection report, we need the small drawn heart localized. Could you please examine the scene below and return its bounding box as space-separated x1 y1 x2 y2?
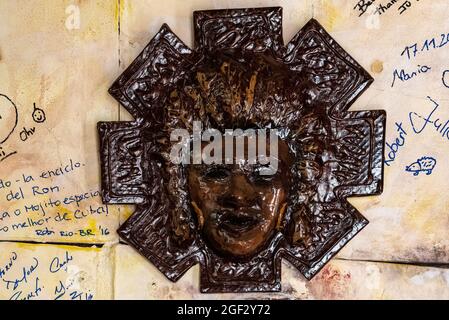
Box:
0 94 18 144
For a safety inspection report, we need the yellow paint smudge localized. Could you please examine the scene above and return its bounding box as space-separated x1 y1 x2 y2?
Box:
114 0 126 30
322 1 342 31
119 205 135 222
52 243 100 253
7 242 99 252
403 196 438 233
13 242 38 251
86 218 97 231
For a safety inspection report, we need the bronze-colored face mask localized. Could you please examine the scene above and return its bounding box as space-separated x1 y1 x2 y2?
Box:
188 138 293 258
100 7 386 293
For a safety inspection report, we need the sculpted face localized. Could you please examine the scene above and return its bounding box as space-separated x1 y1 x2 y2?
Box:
182 53 297 257
188 138 293 258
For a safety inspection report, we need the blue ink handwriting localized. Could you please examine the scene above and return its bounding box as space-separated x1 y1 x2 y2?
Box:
385 96 449 167
54 280 66 300
391 65 431 87
49 251 73 273
2 257 39 291
54 280 93 300
401 31 449 60
384 122 407 166
9 277 42 300
0 252 18 280
409 96 449 139
442 70 449 89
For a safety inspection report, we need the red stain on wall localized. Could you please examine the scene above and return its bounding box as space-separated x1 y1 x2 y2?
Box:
307 264 352 299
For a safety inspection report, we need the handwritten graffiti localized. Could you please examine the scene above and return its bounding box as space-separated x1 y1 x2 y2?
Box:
405 156 437 176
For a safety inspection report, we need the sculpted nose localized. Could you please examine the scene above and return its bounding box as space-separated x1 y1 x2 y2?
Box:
221 174 257 208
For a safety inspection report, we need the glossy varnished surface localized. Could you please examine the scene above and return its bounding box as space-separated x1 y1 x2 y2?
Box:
98 7 386 293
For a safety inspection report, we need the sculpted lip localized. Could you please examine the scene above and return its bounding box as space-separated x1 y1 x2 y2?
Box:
217 210 260 235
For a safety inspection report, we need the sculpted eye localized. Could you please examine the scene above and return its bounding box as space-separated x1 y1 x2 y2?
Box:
251 167 276 185
252 176 273 185
203 167 231 181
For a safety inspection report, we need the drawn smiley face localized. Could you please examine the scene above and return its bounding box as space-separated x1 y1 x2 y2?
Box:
32 103 46 123
0 94 18 144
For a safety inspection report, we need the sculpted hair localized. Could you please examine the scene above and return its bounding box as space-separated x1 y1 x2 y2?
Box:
146 50 336 257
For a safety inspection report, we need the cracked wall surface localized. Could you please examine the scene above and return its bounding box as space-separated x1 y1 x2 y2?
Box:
1 0 449 300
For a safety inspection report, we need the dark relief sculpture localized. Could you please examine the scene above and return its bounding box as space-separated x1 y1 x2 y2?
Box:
98 7 386 293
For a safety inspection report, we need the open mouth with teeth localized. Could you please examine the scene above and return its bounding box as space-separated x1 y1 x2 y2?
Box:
218 211 260 235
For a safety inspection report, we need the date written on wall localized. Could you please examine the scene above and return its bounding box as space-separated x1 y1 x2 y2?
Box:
401 31 449 60
354 0 423 17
